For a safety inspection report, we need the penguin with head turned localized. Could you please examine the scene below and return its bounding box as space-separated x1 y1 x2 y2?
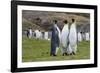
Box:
50 20 61 56
60 20 70 56
69 18 77 55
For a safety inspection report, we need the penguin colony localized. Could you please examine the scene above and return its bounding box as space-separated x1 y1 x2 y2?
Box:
26 19 90 56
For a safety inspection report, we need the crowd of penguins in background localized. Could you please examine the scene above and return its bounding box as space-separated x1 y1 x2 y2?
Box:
25 19 90 56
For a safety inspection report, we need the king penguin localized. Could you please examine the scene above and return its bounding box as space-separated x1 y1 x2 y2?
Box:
60 20 71 56
69 19 77 55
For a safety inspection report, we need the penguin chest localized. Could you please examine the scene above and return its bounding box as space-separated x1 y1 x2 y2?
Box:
69 26 77 45
29 30 32 35
85 33 90 41
61 26 69 47
78 33 82 41
44 32 48 39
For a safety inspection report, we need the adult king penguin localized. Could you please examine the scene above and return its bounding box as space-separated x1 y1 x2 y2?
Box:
85 32 90 41
44 32 49 40
50 20 61 56
78 32 82 42
27 28 32 39
34 30 41 39
69 19 77 55
60 20 71 56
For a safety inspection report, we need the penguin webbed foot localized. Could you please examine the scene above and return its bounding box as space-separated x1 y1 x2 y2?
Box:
62 53 69 56
72 52 76 55
50 54 57 56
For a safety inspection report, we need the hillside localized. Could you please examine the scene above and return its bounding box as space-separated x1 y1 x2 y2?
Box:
22 10 90 32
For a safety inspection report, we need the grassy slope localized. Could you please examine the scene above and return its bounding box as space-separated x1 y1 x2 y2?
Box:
22 37 90 62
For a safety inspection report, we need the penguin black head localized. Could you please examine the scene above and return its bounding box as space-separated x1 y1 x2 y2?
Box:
64 20 68 24
72 18 75 23
53 20 57 24
29 27 31 30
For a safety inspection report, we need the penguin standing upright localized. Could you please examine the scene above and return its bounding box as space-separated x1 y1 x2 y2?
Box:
78 32 82 42
44 32 48 40
60 20 71 55
69 19 77 55
85 32 90 41
50 20 61 56
28 28 32 39
38 30 42 39
34 30 40 39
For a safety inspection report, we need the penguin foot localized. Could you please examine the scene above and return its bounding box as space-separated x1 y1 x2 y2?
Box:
62 53 65 56
72 52 76 55
51 54 57 56
53 54 57 56
69 53 73 55
65 53 69 56
50 54 57 56
62 53 69 56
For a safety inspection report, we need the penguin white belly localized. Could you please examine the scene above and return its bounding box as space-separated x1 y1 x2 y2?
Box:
39 31 42 39
61 31 69 47
82 33 86 40
85 32 90 41
35 30 40 39
69 28 77 45
60 25 69 48
44 32 48 40
29 30 32 38
36 31 40 39
78 32 82 42
69 24 77 53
